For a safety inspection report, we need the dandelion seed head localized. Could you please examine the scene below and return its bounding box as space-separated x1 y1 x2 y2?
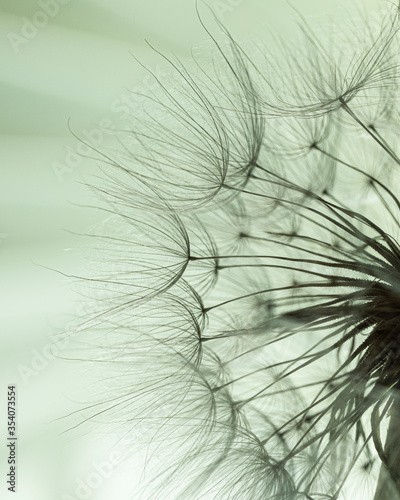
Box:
71 2 400 499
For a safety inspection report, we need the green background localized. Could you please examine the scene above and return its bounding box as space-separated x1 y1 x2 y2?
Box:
0 0 385 498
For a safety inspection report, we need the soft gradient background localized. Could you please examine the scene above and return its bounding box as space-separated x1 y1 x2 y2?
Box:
0 0 385 499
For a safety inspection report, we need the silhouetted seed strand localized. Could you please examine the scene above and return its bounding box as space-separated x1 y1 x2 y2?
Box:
373 397 400 500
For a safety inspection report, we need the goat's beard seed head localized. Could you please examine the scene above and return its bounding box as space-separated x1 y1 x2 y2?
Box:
70 2 400 499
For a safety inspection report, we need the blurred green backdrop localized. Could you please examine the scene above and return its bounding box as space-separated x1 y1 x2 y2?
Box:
0 0 385 499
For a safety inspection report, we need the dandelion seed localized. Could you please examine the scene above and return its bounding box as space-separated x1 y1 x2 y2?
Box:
72 2 400 499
